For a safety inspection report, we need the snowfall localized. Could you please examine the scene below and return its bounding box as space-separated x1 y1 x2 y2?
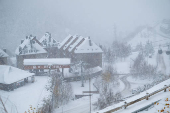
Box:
1 26 170 113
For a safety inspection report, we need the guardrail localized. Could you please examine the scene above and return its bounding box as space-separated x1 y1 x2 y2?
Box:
98 84 170 113
131 100 161 113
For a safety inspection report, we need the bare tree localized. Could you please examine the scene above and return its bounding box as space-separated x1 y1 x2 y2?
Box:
48 72 73 110
93 65 122 110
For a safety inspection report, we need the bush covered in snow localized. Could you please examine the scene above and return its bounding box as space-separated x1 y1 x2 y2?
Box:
130 53 157 79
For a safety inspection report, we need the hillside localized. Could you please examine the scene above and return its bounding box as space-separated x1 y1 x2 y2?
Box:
128 22 170 50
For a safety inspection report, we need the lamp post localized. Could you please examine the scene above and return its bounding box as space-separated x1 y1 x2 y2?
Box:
81 61 84 87
89 76 91 113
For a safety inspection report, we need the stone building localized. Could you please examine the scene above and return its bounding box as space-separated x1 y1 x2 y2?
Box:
15 35 47 69
39 32 60 58
58 35 103 67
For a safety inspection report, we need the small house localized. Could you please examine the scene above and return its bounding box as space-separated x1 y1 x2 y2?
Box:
0 65 34 91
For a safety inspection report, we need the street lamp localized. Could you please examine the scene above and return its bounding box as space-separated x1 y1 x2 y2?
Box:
81 61 84 87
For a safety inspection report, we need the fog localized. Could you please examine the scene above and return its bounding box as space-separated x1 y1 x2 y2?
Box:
0 0 170 53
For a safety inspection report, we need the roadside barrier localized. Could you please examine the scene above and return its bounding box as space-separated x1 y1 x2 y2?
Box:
98 83 170 113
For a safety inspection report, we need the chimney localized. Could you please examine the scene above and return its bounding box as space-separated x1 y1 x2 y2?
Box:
30 40 33 48
49 35 51 42
3 48 6 53
26 36 28 39
88 36 92 46
19 47 22 54
21 39 24 44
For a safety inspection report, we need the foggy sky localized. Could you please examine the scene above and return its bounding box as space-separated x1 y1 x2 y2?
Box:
0 0 170 54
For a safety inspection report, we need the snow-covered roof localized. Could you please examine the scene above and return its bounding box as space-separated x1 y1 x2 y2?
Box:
58 34 72 49
68 36 84 52
15 35 47 55
63 35 78 50
74 37 103 53
0 65 34 84
0 49 9 57
39 32 60 48
24 58 71 65
59 34 103 53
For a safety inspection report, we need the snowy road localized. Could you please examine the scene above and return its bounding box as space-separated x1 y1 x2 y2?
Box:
54 96 99 113
54 75 131 113
120 75 131 97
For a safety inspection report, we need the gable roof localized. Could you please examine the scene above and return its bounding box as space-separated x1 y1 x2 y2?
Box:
15 35 47 55
74 37 103 53
39 32 60 48
58 34 72 49
0 65 34 84
63 35 79 51
68 36 84 52
59 34 103 53
0 49 9 57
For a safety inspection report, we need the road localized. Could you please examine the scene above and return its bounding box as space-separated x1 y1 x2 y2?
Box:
119 75 131 97
54 74 131 113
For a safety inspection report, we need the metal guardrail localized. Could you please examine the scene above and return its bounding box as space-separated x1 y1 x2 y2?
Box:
131 100 161 113
101 84 170 113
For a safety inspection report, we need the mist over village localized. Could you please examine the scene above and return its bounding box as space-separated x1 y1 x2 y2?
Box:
0 0 170 113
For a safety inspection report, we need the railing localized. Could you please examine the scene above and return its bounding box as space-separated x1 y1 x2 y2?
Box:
98 84 170 113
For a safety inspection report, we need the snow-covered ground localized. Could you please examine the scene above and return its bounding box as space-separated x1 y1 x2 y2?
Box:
0 76 48 113
128 25 170 49
96 78 170 113
54 75 126 113
127 76 152 90
54 78 100 113
93 24 170 113
1 32 170 113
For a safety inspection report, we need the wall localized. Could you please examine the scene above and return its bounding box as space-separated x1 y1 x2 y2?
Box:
0 57 7 65
16 53 47 69
74 53 102 68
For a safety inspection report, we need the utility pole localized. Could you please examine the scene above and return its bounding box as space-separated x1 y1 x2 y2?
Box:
89 77 91 113
81 61 84 87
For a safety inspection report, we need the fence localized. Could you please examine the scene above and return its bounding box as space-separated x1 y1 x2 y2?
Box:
99 84 170 113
